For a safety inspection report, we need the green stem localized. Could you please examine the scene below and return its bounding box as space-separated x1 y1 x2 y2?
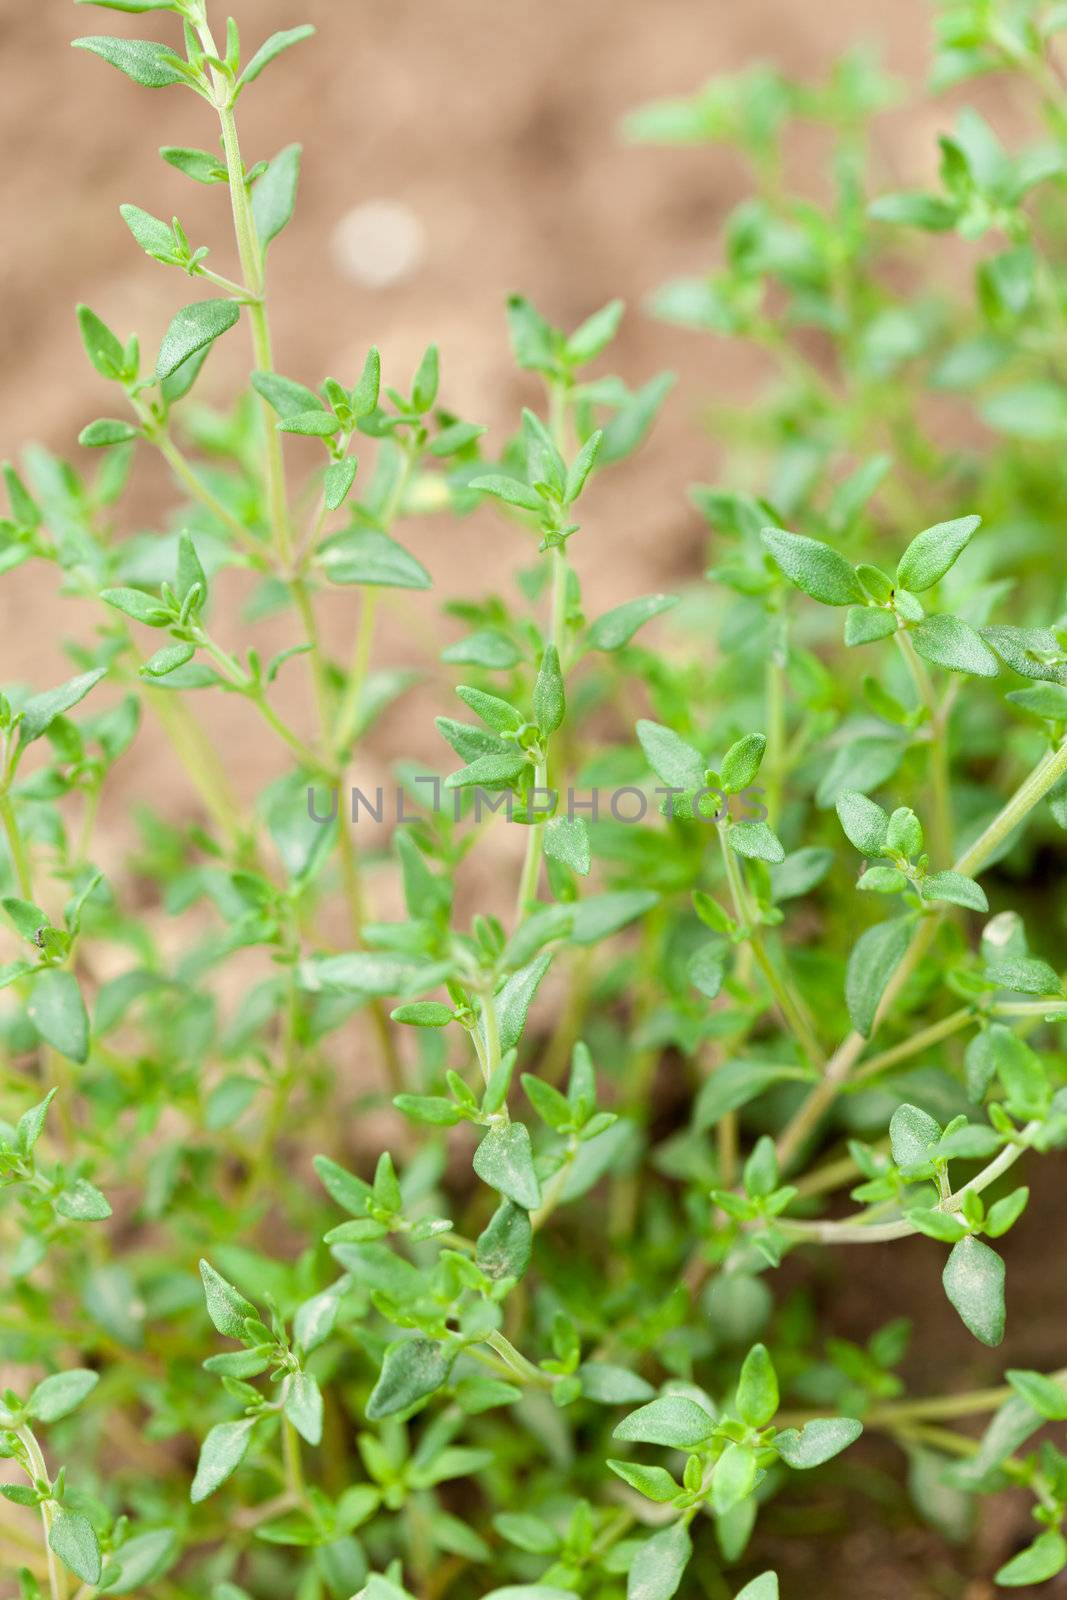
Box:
764 643 786 828
0 791 34 898
483 1330 555 1389
482 986 503 1080
896 630 952 866
197 634 325 773
994 998 1067 1016
515 389 573 918
194 262 257 299
334 822 405 1094
846 1006 974 1087
782 1120 1038 1244
127 388 264 561
718 825 823 1068
776 731 1067 1168
142 676 246 843
213 88 292 566
530 1137 579 1230
333 589 379 756
787 1370 1063 1431
955 733 1067 875
291 578 333 738
17 1427 66 1600
282 1416 306 1503
514 757 549 919
155 432 265 561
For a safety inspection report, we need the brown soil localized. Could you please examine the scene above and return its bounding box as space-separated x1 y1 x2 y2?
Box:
2 2 1063 1595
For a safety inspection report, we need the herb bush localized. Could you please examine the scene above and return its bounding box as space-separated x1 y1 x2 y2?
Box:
5 1 1067 1596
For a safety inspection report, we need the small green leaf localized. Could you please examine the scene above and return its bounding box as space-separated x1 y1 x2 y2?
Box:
586 593 678 651
160 144 228 184
476 1200 533 1282
889 1102 942 1175
910 615 999 677
238 25 315 88
734 1576 779 1600
564 430 602 504
141 642 196 678
543 816 590 876
79 418 140 447
761 527 863 606
721 733 766 794
55 1178 111 1220
1005 1369 1067 1421
579 1363 654 1404
49 1510 102 1585
77 304 126 379
277 410 340 438
97 1529 176 1594
19 668 107 746
566 299 624 364
896 515 981 592
190 1418 257 1503
27 970 90 1064
366 1338 452 1419
283 1370 323 1445
921 870 988 911
694 1062 811 1129
942 1236 1005 1347
636 719 705 791
845 917 912 1036
253 144 302 250
626 1520 692 1600
73 35 186 88
314 1155 373 1214
984 1185 1029 1237
390 1001 453 1028
294 1277 350 1355
728 821 785 863
711 1441 758 1515
985 956 1062 996
320 529 431 590
605 1459 680 1503
995 1530 1067 1586
15 1090 56 1155
612 1394 715 1447
156 300 240 381
74 1 183 10
324 457 358 510
199 1259 257 1340
100 587 170 625
469 474 544 512
904 1206 970 1242
599 371 675 463
251 371 325 418
2 897 49 942
298 951 448 997
844 607 897 646
869 191 958 229
775 1417 863 1467
472 1123 542 1210
688 943 726 1000
119 201 177 258
736 1342 778 1427
411 344 440 413
493 954 553 1052
27 1369 99 1423
533 645 565 735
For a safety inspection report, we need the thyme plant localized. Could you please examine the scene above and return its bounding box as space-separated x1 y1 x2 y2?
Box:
3 0 1067 1596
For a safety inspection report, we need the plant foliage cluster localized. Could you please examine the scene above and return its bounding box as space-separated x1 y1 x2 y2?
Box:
5 0 1067 1595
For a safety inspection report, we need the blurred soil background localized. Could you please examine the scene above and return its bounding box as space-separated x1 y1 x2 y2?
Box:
2 1 1063 1593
